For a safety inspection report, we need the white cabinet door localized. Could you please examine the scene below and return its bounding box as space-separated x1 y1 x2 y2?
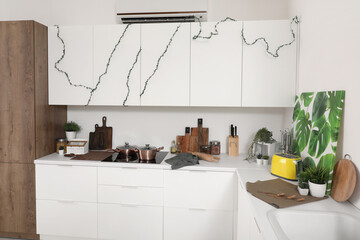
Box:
140 23 190 106
36 165 97 202
237 180 251 240
190 21 242 107
242 20 297 107
48 25 94 105
164 170 234 211
164 207 233 240
92 24 141 106
37 200 97 239
98 203 163 240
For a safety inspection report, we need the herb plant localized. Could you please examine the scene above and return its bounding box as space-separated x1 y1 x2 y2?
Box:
305 165 330 185
63 121 81 132
298 171 309 189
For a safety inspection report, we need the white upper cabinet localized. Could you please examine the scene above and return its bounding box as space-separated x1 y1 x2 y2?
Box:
92 24 141 106
140 23 191 106
242 20 297 107
48 25 94 105
190 21 243 107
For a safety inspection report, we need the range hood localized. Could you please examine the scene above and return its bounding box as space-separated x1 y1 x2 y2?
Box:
116 0 207 23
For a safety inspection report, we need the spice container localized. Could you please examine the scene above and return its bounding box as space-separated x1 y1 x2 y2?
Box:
56 138 67 153
210 141 221 155
200 145 211 154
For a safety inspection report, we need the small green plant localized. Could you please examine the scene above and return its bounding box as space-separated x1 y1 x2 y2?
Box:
63 121 81 132
305 165 330 185
262 155 269 160
256 153 262 159
298 171 309 189
246 127 276 160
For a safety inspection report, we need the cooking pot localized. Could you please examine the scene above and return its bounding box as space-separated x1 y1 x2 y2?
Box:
115 142 138 158
135 144 164 161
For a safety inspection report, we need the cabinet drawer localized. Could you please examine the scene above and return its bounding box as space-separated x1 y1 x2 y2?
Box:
98 203 163 240
98 167 163 187
36 200 97 238
98 185 163 206
36 165 97 202
164 170 234 210
164 207 233 240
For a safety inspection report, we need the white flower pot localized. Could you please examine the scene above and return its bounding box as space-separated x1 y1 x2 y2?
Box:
65 131 76 141
256 158 263 165
298 186 309 196
308 181 327 198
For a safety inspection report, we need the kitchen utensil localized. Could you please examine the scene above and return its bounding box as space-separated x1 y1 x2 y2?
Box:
271 153 302 181
231 124 234 137
191 152 220 162
115 142 138 159
89 116 113 150
191 127 209 146
197 118 203 152
184 127 190 153
71 151 114 161
331 154 356 202
176 135 185 152
134 144 164 161
228 136 239 156
189 135 198 152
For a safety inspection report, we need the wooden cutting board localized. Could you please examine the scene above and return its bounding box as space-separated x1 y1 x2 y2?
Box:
191 127 209 146
89 116 112 150
331 155 356 202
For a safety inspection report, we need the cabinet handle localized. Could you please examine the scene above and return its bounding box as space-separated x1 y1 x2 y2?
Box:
254 217 261 233
121 185 139 189
188 208 207 211
121 203 139 207
57 200 75 204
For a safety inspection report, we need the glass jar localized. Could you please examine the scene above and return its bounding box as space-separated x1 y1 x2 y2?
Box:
56 138 67 153
210 141 221 155
200 145 211 154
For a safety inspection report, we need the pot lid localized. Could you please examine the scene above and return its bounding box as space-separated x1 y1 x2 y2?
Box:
116 142 137 150
138 144 157 150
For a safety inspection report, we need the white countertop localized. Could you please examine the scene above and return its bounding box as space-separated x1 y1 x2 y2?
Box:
35 152 360 240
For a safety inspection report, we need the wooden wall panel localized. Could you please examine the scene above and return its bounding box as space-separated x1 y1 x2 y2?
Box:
0 21 35 163
34 22 67 158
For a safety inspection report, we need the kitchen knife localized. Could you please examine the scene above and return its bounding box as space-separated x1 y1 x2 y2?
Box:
198 118 203 152
231 124 234 137
235 126 237 136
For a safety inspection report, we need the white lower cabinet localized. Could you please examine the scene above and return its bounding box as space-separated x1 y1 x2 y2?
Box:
98 203 162 240
164 207 233 240
36 200 97 239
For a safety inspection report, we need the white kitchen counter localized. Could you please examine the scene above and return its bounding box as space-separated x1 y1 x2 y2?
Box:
35 152 360 240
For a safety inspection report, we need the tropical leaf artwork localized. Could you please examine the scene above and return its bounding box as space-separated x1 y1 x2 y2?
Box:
292 90 345 195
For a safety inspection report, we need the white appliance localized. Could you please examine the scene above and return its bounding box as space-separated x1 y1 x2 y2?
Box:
116 0 207 23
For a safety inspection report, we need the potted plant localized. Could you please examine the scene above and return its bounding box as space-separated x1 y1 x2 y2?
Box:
262 155 270 165
247 128 276 160
63 121 81 140
305 165 330 198
298 171 309 196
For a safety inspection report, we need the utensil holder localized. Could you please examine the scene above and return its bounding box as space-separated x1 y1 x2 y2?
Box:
228 136 239 156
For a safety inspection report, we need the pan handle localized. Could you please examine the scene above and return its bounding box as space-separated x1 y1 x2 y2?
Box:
95 124 99 128
157 146 164 152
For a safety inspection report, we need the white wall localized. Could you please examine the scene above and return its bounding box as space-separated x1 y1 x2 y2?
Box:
289 0 360 208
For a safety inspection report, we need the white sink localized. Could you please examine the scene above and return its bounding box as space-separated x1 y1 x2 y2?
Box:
267 209 360 240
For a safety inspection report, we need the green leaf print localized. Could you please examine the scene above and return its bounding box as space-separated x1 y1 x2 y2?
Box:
328 91 345 142
301 92 314 107
295 110 311 152
308 116 331 158
312 92 328 122
290 139 301 157
318 154 335 172
303 157 315 170
293 101 301 122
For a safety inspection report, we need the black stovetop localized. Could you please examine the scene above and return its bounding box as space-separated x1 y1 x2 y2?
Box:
101 151 168 164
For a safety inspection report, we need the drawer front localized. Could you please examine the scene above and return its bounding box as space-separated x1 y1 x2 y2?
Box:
164 170 234 210
36 200 97 238
164 207 233 240
98 203 163 240
36 164 97 202
98 185 163 206
98 167 163 187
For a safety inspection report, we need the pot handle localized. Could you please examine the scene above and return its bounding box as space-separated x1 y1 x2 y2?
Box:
130 148 139 153
157 146 164 152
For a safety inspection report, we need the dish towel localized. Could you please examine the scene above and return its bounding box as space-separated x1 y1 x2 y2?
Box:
165 153 199 169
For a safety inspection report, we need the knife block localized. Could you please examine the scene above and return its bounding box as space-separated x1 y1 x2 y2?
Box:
228 136 239 156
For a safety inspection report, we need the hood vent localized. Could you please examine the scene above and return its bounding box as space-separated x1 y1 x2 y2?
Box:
118 11 206 24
